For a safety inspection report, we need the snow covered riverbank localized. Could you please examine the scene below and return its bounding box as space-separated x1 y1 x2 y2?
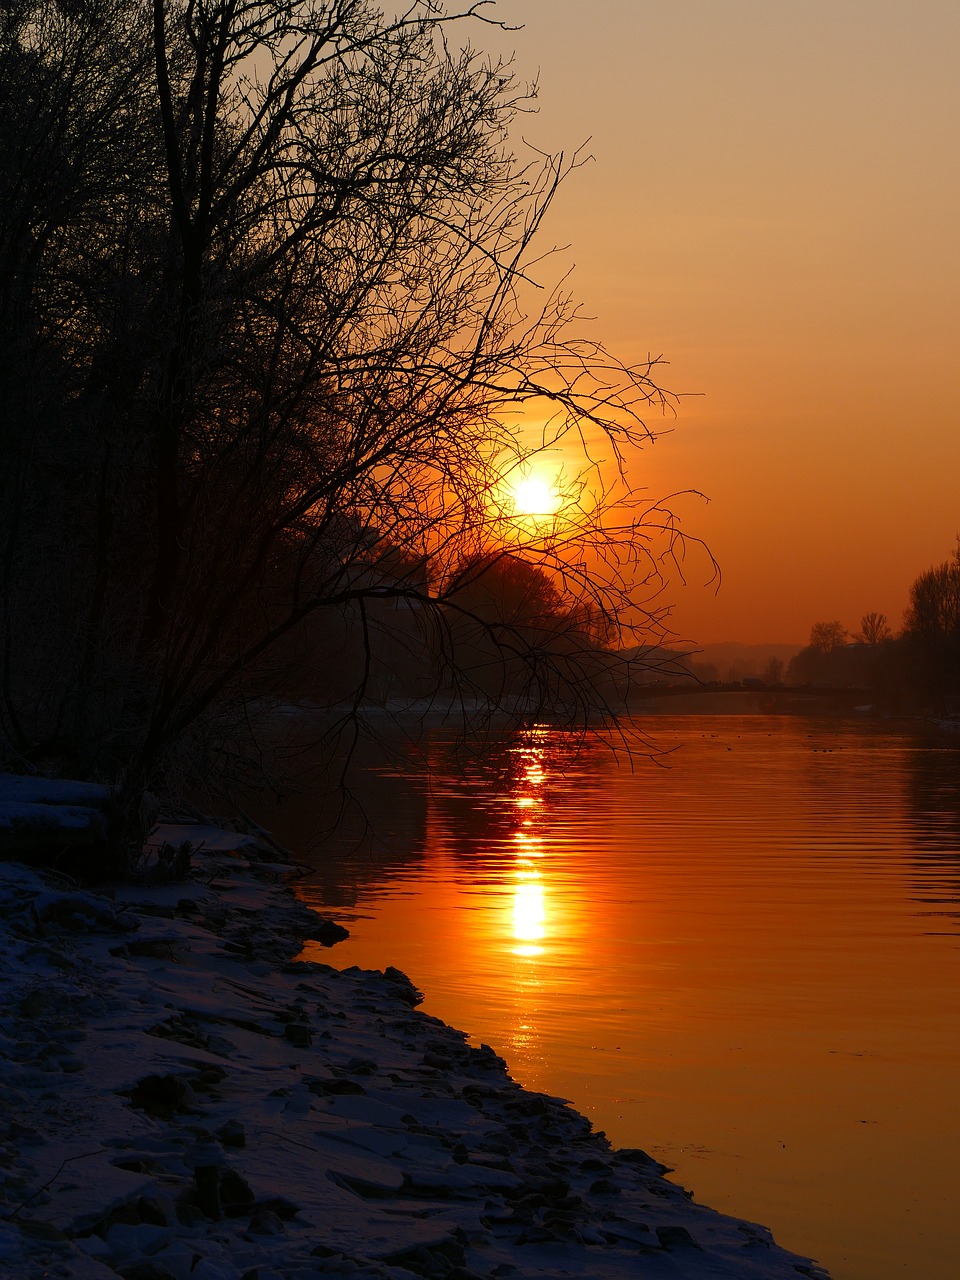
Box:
0 828 829 1279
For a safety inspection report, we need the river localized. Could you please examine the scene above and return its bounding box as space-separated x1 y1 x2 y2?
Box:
261 713 960 1280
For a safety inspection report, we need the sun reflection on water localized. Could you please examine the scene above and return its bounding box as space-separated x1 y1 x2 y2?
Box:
503 734 552 1034
511 873 546 957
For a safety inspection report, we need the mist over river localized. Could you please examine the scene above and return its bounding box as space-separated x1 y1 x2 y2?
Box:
258 715 960 1280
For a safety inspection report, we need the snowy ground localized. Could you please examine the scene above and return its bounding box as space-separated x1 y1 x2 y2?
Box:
0 819 830 1280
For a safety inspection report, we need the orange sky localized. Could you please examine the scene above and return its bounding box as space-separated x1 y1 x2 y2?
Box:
487 1 960 644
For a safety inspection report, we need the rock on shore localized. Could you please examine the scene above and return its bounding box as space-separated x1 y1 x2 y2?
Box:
0 834 830 1280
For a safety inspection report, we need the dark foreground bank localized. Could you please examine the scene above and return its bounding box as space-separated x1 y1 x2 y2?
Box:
0 823 830 1279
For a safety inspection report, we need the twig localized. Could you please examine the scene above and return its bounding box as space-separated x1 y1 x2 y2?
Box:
4 1149 104 1221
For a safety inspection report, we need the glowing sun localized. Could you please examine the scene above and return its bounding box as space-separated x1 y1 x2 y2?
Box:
508 473 561 518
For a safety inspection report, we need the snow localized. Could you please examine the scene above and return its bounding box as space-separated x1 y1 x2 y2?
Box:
0 776 114 858
0 796 831 1279
0 777 112 806
145 822 259 854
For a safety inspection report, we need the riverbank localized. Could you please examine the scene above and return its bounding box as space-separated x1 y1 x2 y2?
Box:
0 823 829 1279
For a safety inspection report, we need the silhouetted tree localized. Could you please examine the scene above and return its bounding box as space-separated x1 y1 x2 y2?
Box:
0 0 159 775
787 621 851 685
435 552 616 708
762 656 784 685
809 621 848 652
0 0 703 850
902 542 960 700
856 612 892 645
788 614 906 698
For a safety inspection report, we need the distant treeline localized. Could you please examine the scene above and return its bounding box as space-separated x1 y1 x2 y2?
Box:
683 545 960 711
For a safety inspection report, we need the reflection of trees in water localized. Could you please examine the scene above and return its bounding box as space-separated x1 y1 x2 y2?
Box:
904 734 960 929
780 721 948 860
248 721 616 906
781 719 960 930
240 726 431 908
421 727 610 872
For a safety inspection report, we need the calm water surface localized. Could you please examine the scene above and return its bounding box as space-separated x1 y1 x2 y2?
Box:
277 715 960 1280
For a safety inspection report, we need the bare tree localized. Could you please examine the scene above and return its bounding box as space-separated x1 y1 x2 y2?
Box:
902 541 960 697
808 621 848 653
1 0 707 850
0 0 159 771
787 621 849 686
762 656 784 685
856 612 892 646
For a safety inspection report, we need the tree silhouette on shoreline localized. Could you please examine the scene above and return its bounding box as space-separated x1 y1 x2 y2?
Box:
0 0 708 861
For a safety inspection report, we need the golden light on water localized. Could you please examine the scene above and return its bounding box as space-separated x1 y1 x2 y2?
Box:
521 759 544 787
511 873 546 957
512 829 541 854
507 732 550 957
293 715 960 1280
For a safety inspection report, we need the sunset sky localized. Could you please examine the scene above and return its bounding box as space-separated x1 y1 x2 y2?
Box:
489 0 960 645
